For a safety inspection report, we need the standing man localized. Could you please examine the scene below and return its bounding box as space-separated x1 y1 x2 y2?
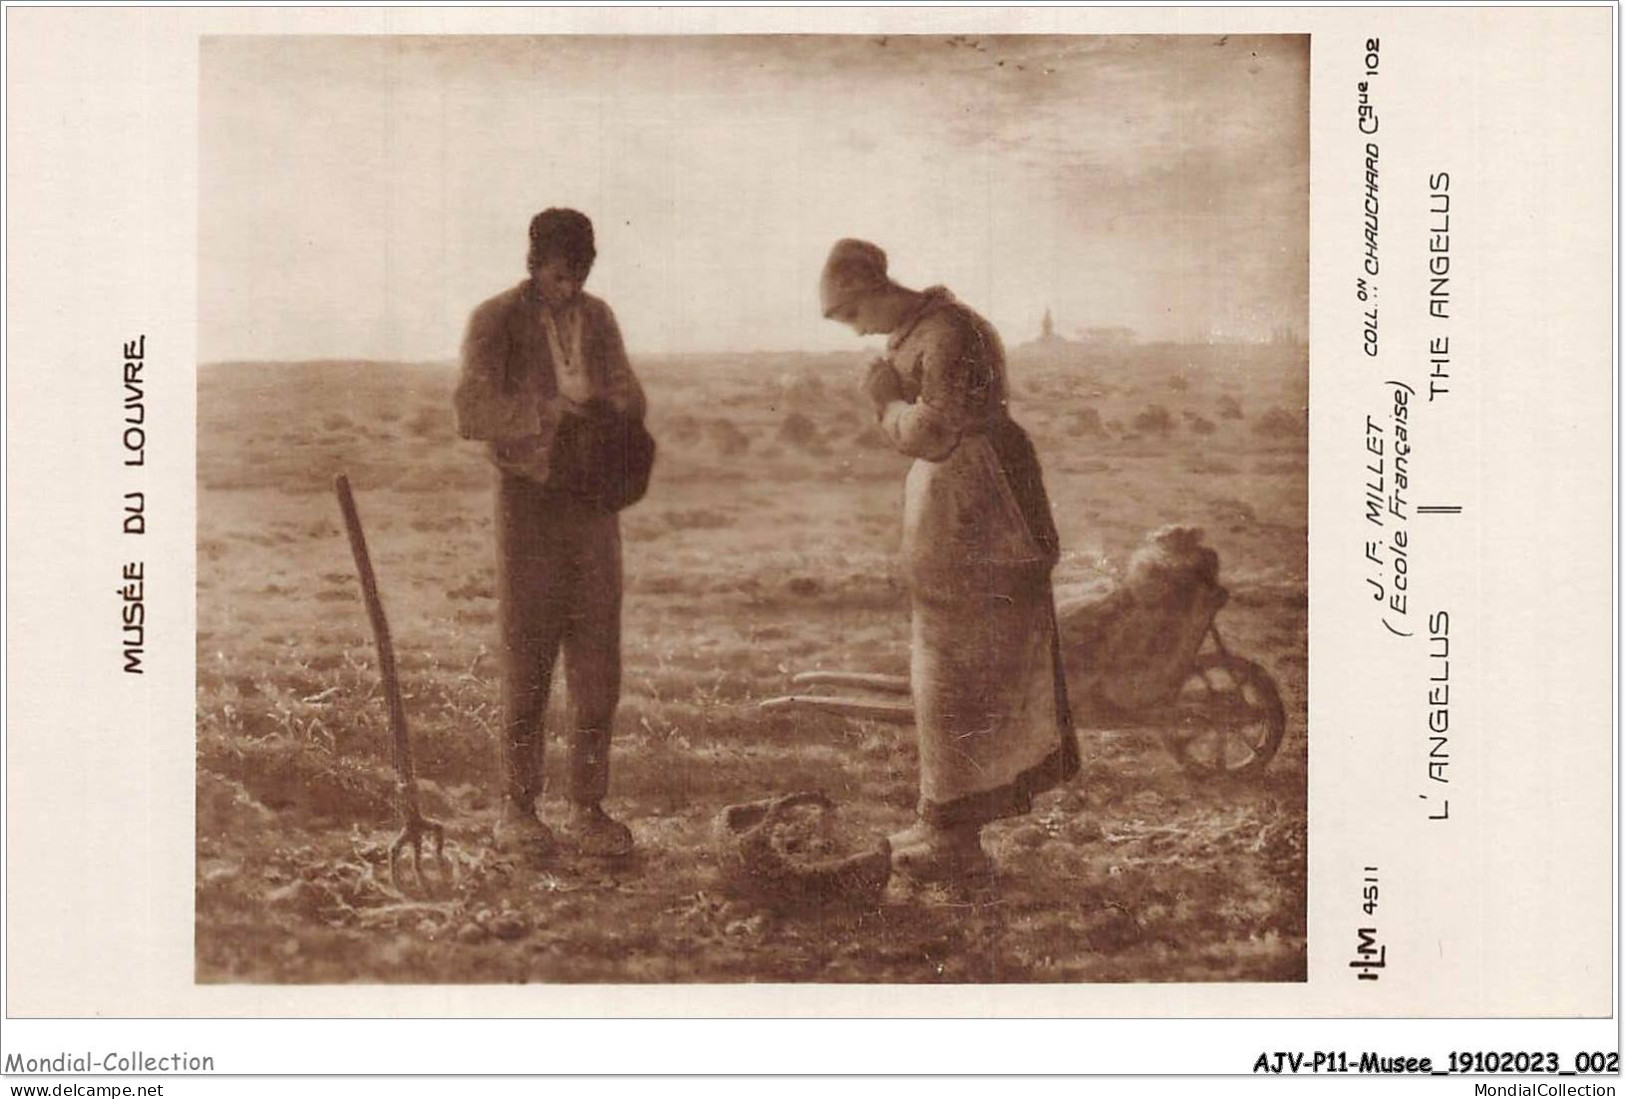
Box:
454 208 647 860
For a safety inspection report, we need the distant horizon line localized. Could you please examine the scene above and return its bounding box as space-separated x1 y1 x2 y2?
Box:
199 334 1308 369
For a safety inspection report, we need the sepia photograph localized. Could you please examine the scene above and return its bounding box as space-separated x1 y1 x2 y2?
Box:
192 33 1309 985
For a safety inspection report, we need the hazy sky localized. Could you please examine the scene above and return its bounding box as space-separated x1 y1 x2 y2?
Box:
200 34 1307 361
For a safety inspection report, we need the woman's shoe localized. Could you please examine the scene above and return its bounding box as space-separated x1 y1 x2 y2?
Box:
887 819 991 883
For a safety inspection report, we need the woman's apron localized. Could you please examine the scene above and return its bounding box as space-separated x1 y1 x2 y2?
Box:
904 416 1079 826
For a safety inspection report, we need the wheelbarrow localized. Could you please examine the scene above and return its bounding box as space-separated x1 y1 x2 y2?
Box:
759 527 1288 780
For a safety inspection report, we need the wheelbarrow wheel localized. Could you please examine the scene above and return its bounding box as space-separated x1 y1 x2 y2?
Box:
1157 653 1286 780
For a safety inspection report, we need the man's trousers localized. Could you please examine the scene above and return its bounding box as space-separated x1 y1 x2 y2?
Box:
494 472 623 809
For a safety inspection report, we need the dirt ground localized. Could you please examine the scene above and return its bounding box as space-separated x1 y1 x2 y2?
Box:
196 340 1307 983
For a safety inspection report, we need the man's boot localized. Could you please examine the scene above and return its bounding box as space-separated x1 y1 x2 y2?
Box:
564 802 634 858
493 798 557 862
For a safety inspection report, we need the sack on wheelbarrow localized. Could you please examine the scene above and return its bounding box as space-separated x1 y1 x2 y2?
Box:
1055 525 1229 715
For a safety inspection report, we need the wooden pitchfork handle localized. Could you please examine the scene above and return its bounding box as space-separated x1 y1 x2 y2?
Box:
334 474 420 815
334 474 447 894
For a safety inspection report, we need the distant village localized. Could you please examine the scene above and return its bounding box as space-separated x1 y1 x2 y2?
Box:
1021 308 1305 350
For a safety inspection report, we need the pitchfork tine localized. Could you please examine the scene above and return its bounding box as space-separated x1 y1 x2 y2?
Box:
389 835 407 891
430 822 450 880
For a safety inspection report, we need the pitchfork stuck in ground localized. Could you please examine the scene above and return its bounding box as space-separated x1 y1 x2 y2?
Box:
335 474 451 894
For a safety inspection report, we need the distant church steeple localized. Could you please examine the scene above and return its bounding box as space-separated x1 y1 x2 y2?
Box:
1041 307 1055 343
